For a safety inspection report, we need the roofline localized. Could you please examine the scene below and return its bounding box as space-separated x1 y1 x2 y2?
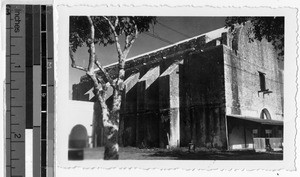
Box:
101 27 228 69
227 114 283 125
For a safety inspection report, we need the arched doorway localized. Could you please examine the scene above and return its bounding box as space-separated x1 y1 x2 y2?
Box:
260 108 271 120
69 124 88 148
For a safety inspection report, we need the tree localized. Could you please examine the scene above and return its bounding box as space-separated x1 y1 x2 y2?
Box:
225 17 284 61
69 16 156 159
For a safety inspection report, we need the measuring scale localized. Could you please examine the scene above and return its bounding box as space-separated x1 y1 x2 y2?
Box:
5 4 54 177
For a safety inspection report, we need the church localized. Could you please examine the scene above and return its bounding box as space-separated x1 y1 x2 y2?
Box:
70 24 283 152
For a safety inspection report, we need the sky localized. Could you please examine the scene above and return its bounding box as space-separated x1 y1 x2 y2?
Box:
69 17 227 95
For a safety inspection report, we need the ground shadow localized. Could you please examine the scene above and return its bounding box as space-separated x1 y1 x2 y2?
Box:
75 147 283 160
146 148 283 160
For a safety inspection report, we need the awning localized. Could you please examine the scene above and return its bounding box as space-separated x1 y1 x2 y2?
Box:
227 114 283 126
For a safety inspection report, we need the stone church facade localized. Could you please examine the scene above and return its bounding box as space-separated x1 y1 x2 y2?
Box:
71 24 283 151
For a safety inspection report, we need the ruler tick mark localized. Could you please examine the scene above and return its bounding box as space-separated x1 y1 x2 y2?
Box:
11 71 25 73
11 141 25 143
11 36 23 38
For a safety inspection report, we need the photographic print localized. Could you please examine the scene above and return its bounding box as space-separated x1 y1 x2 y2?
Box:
55 4 297 171
1 1 299 177
68 16 284 160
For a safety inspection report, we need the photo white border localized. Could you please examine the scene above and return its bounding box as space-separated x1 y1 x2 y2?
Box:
0 0 298 177
55 1 297 171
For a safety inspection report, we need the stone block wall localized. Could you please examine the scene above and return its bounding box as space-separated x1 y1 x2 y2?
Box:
72 28 230 149
180 45 227 149
223 24 283 121
223 24 284 150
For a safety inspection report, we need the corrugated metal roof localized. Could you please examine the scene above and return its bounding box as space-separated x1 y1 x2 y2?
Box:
227 114 283 126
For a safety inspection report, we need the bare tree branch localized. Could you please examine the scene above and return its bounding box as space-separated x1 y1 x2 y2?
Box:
123 24 138 58
85 16 110 97
69 47 87 72
114 16 119 29
87 16 96 74
94 55 115 87
103 16 117 37
103 16 123 59
125 35 130 47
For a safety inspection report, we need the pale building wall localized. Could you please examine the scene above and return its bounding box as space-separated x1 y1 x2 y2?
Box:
223 24 284 150
224 25 283 121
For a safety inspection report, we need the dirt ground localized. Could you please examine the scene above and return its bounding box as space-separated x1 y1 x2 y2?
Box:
76 147 283 160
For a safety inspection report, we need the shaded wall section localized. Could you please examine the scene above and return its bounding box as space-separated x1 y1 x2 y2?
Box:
180 45 227 149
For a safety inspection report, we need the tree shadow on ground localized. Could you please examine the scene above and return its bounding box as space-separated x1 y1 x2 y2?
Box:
81 147 283 160
145 148 283 160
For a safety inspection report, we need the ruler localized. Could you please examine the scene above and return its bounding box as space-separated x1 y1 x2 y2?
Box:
5 4 54 177
6 5 26 177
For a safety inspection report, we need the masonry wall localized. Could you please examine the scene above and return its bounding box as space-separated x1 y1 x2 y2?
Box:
180 45 227 149
223 24 284 149
223 25 284 121
72 29 230 149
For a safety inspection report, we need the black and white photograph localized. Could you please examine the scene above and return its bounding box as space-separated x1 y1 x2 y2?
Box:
1 1 300 177
53 2 297 174
67 15 285 161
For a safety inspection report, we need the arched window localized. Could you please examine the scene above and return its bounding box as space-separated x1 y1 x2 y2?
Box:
260 108 271 120
69 124 88 148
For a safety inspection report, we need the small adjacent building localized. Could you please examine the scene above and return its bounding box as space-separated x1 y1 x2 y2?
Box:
71 24 283 151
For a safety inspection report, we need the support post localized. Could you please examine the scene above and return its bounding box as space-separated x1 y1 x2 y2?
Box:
169 66 180 147
225 115 230 150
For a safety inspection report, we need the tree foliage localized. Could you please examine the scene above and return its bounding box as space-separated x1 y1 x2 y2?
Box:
70 16 156 53
225 17 284 60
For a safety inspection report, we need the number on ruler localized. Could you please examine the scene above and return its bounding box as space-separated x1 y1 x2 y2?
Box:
6 5 11 15
14 133 21 139
47 61 52 68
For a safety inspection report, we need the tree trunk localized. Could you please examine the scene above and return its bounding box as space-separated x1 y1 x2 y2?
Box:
102 54 125 159
94 94 118 160
103 110 119 160
97 88 122 160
